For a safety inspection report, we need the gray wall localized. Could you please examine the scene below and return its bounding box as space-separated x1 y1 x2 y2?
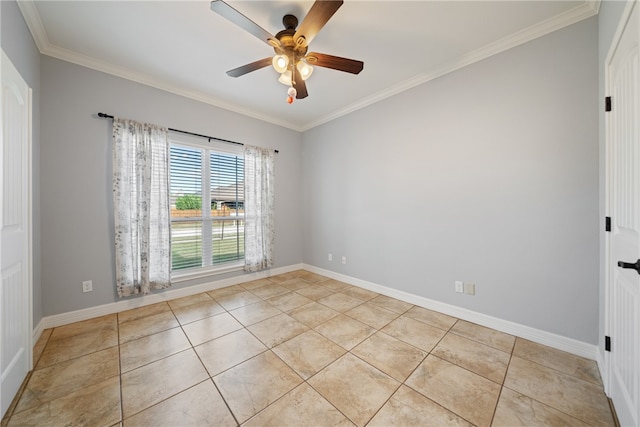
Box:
302 17 599 344
598 1 631 357
1 0 42 326
40 56 303 316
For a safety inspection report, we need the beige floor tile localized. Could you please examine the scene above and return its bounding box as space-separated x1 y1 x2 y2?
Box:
513 338 602 385
432 332 510 383
118 302 171 324
344 302 399 329
315 314 376 350
7 376 121 427
119 327 191 373
195 328 267 376
242 278 273 290
214 351 303 423
272 330 346 379
32 329 52 367
368 385 471 427
266 291 312 312
167 292 214 310
215 290 262 310
7 270 615 427
450 320 515 353
317 293 365 312
182 312 243 346
406 355 501 427
48 314 117 341
244 383 354 427
248 313 309 348
229 300 282 326
171 299 225 325
352 332 427 382
250 283 290 299
207 284 245 299
119 310 179 344
294 286 335 301
16 346 120 414
288 301 340 327
37 315 118 368
121 349 208 418
341 286 379 301
504 356 614 426
123 380 236 427
381 316 446 352
493 387 590 427
308 353 399 427
320 279 351 292
404 306 458 331
369 295 413 314
298 271 330 283
267 271 305 284
278 278 313 291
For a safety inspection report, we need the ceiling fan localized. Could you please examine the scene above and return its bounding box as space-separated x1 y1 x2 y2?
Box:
210 0 364 103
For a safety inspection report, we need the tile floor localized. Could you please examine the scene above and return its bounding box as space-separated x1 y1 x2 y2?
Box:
1 270 616 426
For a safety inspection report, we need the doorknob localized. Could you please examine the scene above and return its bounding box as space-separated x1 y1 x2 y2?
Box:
617 259 640 274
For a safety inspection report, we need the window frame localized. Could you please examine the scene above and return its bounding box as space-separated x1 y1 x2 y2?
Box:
169 133 244 282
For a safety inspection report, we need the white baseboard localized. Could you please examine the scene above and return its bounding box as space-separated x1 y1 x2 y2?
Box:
34 262 599 362
32 318 45 349
303 264 599 361
36 263 304 331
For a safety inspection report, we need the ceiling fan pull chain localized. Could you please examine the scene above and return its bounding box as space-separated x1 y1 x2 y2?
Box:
287 61 297 104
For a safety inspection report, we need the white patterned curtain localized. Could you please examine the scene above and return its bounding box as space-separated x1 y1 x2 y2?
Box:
244 145 275 272
113 118 171 297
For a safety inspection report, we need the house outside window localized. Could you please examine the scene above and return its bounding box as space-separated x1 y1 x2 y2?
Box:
169 136 244 276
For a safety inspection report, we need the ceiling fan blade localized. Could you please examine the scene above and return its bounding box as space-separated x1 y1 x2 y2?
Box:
293 67 308 99
226 57 272 77
293 0 343 48
210 0 280 47
306 52 363 74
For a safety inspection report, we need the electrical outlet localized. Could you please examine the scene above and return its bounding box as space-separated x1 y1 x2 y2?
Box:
328 253 333 261
342 256 347 265
464 283 475 295
82 280 93 293
455 281 464 293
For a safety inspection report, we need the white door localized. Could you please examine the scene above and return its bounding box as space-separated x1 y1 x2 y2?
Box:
0 51 32 418
606 3 640 426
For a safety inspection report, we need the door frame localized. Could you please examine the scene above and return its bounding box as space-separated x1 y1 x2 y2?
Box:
0 49 34 416
603 0 638 409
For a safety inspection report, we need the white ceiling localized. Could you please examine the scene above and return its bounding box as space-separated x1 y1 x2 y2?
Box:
19 1 599 131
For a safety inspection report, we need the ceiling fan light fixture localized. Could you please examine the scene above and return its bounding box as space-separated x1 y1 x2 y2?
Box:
272 54 289 73
278 70 292 85
297 60 314 80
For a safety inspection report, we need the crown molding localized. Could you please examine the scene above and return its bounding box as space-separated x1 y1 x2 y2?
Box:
45 44 304 131
16 1 49 53
300 0 600 131
19 0 599 133
17 1 304 131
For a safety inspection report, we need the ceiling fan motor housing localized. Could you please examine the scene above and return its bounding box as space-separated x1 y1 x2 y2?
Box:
275 15 308 63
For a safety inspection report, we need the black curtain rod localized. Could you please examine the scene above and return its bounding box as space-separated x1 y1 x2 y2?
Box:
97 112 278 153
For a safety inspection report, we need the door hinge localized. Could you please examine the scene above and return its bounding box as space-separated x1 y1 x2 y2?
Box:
606 216 611 232
605 336 611 352
605 96 612 112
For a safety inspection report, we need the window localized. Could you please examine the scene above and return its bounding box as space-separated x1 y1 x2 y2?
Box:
169 138 244 275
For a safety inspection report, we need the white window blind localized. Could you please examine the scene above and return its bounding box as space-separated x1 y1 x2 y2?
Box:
170 140 244 273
